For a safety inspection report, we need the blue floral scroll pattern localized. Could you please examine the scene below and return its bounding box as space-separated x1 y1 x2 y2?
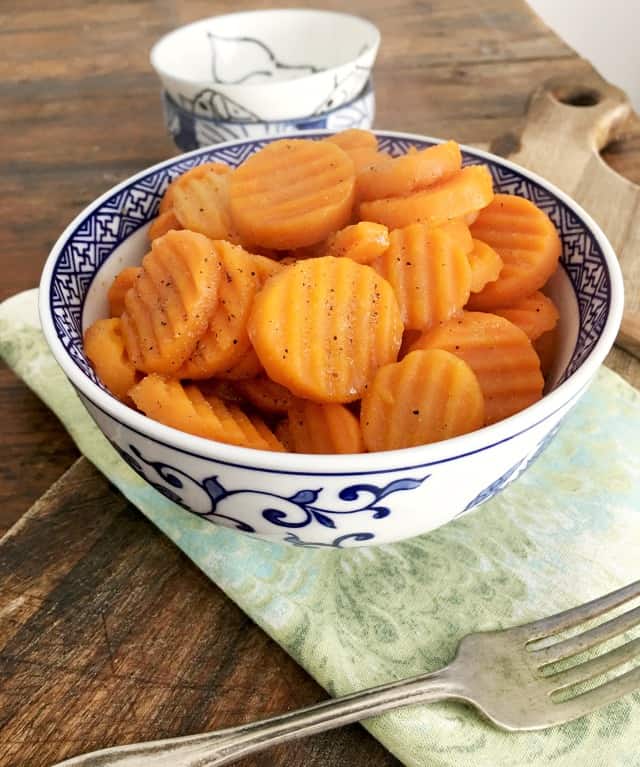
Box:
113 442 430 543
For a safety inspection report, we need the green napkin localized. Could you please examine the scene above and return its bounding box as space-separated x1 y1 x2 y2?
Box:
2 288 640 766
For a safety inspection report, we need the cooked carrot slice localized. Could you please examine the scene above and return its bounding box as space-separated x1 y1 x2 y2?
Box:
216 347 264 380
198 378 246 405
274 418 294 452
359 165 494 229
129 374 283 450
107 266 141 317
178 242 263 379
325 222 390 264
229 139 355 249
467 194 562 309
250 253 285 282
148 209 182 241
172 169 239 242
372 223 471 331
158 162 230 214
288 400 365 454
325 129 378 152
468 238 503 293
248 256 403 402
121 230 220 375
410 311 544 425
534 326 558 380
350 147 389 175
493 291 560 341
361 349 484 451
84 318 139 401
235 376 293 414
357 140 462 202
438 218 474 254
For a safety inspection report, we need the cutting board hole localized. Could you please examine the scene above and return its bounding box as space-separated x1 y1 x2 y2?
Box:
554 87 602 107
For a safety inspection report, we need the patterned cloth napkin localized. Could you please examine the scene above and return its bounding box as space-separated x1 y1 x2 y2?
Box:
2 288 640 766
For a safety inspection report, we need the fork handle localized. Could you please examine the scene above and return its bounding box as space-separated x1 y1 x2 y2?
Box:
54 667 460 766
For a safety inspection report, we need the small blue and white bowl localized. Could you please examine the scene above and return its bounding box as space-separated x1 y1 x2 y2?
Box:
163 80 375 152
39 131 623 549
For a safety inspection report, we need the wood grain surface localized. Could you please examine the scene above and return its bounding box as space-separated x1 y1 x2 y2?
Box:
1 1 640 765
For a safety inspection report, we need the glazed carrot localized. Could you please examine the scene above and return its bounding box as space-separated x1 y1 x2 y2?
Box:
216 347 264 381
121 230 220 375
107 266 140 318
468 238 503 293
129 374 284 450
84 318 139 401
360 349 484 451
372 223 471 331
359 165 494 229
172 169 239 242
325 222 390 264
324 129 378 152
288 400 366 454
229 139 355 249
158 162 230 214
493 291 560 341
148 209 182 241
468 194 562 309
247 256 403 402
410 311 544 425
534 326 558 380
357 140 462 202
178 241 264 379
235 376 294 414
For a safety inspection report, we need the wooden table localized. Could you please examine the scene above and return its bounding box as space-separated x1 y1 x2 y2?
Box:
1 2 639 765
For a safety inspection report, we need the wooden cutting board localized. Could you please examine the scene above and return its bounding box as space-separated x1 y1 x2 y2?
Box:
1 74 639 767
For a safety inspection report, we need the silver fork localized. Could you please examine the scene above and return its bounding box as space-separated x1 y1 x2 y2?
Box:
54 580 640 767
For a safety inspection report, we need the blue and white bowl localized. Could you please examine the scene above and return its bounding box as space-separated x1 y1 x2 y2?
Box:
39 131 623 549
162 80 375 152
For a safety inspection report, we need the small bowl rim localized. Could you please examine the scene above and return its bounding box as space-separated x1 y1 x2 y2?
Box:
163 79 374 127
150 9 381 94
39 130 624 475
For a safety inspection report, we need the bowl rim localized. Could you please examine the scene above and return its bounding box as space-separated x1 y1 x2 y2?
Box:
150 9 381 93
163 79 373 126
39 129 624 475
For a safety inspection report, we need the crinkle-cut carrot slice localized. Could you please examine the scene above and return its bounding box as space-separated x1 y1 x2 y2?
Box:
108 266 141 317
84 318 139 401
359 165 494 229
350 147 389 175
325 222 390 264
410 311 544 425
229 139 355 249
250 253 285 282
324 129 378 152
248 256 403 403
438 218 473 254
468 238 503 293
493 291 560 341
372 223 471 331
121 230 221 375
357 140 462 202
235 377 294 414
172 168 239 242
534 326 558 380
464 210 480 225
158 162 230 214
148 209 182 241
467 194 562 309
274 419 294 452
361 349 484 451
399 328 423 359
177 241 263 379
216 347 263 380
288 400 365 454
198 378 246 405
129 374 284 451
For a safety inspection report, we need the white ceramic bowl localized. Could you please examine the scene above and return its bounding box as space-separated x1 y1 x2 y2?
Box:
39 131 624 549
162 80 375 151
150 10 380 122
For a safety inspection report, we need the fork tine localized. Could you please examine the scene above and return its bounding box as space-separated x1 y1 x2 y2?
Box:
531 605 640 666
554 665 640 721
522 580 640 642
547 637 640 691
